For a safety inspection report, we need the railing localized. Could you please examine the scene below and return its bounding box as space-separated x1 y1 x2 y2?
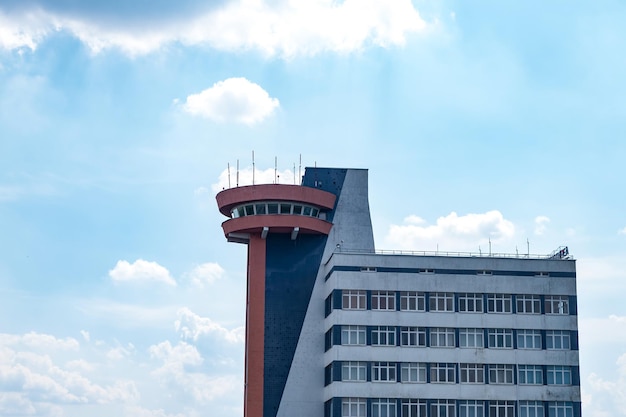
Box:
332 247 572 260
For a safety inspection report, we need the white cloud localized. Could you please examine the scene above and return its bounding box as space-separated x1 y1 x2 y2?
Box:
0 0 429 57
212 166 299 192
0 332 80 351
384 210 516 252
534 215 550 235
149 340 238 403
182 78 279 125
109 259 176 286
188 263 225 288
0 337 139 410
619 226 626 235
175 308 244 343
586 351 626 416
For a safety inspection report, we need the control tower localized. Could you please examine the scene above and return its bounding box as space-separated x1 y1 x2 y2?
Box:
216 168 375 417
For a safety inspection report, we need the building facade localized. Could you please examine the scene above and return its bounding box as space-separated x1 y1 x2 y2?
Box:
216 167 581 417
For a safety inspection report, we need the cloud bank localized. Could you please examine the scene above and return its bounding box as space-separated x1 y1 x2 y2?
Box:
385 210 516 252
0 0 429 57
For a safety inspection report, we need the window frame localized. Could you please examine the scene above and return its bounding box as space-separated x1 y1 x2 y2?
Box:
430 363 456 383
342 290 366 310
488 364 514 384
372 326 396 346
459 328 484 348
429 292 454 312
488 329 513 349
547 366 572 385
516 294 541 314
401 399 426 417
517 329 542 349
545 295 570 315
341 325 366 346
430 327 456 348
458 292 484 313
400 362 427 383
372 362 397 383
460 363 485 384
489 401 515 417
518 401 544 417
372 399 397 417
400 327 426 347
342 398 367 417
341 361 367 382
546 330 571 350
372 291 396 311
400 291 426 312
487 293 513 313
518 365 543 385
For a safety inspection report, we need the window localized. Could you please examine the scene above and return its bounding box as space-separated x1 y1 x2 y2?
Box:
460 363 484 383
489 364 514 384
487 294 512 313
517 295 541 314
430 327 455 348
547 366 572 385
343 398 366 417
429 292 454 312
459 400 484 417
430 363 456 383
372 326 396 346
372 291 396 311
546 330 571 350
401 399 426 417
342 361 367 382
372 399 397 417
488 329 513 348
341 326 366 345
400 362 427 383
517 330 542 349
343 290 366 310
518 365 543 385
489 401 515 417
458 293 484 312
519 401 544 417
400 327 426 347
372 362 397 382
459 328 484 348
430 400 455 417
460 363 485 384
548 402 574 417
360 266 377 272
545 295 570 315
400 291 426 311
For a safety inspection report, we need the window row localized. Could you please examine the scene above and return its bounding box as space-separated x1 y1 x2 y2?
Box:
327 399 579 417
326 361 579 386
330 290 574 315
229 201 321 218
326 326 576 351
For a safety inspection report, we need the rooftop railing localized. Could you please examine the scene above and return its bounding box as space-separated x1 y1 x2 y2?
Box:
332 246 572 260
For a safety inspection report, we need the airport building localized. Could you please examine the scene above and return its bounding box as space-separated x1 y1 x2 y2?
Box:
216 167 581 417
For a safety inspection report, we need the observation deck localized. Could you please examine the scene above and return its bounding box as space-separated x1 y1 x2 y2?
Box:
216 184 337 243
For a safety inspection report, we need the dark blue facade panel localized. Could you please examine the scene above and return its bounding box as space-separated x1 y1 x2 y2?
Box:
264 233 327 417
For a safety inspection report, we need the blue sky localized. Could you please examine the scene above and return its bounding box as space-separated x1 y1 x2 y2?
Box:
1 0 626 415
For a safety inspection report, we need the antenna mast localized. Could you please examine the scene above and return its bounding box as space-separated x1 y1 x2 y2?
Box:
252 151 255 185
227 163 231 188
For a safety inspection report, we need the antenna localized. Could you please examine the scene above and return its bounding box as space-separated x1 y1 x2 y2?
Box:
299 154 302 185
236 159 239 187
489 238 492 256
527 238 530 257
293 163 296 184
274 156 277 184
227 163 231 188
252 151 255 185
